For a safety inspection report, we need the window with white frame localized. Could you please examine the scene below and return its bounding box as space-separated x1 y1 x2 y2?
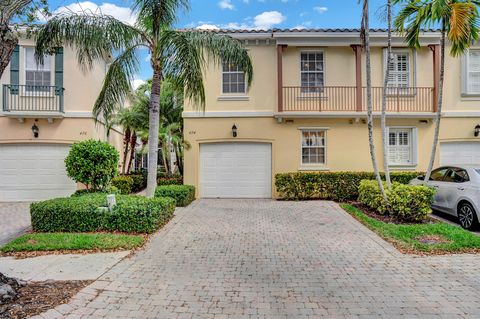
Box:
386 51 410 88
300 52 324 93
301 130 326 165
388 128 414 165
25 47 52 92
464 49 480 94
222 61 245 94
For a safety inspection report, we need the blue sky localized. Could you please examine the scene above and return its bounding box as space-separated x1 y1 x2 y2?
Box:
44 0 391 84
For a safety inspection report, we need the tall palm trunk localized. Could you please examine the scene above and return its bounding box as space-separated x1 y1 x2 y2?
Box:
126 132 137 174
424 21 446 182
363 0 387 202
145 67 162 197
381 0 392 188
121 128 131 174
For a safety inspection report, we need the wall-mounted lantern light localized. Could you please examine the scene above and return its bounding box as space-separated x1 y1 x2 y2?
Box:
232 124 238 138
32 123 39 138
475 124 480 137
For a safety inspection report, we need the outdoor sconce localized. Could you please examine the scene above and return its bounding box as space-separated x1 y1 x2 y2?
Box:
232 124 238 138
475 124 480 137
31 123 39 138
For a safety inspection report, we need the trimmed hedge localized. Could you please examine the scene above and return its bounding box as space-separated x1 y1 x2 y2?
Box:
31 194 175 233
111 176 134 194
275 171 421 201
157 177 183 186
155 185 195 207
358 180 435 222
128 174 146 192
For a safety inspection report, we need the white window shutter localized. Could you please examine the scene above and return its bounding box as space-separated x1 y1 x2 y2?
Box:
412 127 418 165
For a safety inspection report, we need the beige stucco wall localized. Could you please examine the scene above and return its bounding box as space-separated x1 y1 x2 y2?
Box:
0 36 124 166
184 116 480 198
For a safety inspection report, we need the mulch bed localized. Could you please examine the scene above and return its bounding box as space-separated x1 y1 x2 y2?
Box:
0 280 92 319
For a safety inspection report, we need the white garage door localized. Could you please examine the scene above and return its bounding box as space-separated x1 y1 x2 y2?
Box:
200 143 272 198
0 144 76 202
440 142 480 166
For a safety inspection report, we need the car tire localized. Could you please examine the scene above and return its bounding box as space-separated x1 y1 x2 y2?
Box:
457 202 479 231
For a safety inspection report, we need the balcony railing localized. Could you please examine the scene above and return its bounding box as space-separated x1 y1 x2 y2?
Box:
282 86 434 113
2 84 65 113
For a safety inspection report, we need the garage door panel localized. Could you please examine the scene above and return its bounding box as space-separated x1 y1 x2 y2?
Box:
200 143 272 198
440 142 480 166
0 144 76 201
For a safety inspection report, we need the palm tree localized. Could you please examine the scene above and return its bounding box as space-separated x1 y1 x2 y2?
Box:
381 0 393 188
361 0 388 202
394 0 479 181
34 0 253 197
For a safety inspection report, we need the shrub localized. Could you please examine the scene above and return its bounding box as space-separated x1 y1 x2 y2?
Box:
111 176 134 194
155 185 195 207
128 174 146 192
104 196 175 233
71 187 119 197
157 177 183 186
358 180 435 222
275 171 421 201
65 140 119 191
31 194 176 233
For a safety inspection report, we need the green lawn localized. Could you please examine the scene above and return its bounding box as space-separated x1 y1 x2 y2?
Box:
1 233 145 253
340 203 480 254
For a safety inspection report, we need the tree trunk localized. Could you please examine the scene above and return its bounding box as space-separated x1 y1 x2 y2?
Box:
121 128 131 174
363 0 387 202
381 0 392 188
145 67 162 198
0 24 18 79
424 24 446 182
126 132 137 174
175 144 184 176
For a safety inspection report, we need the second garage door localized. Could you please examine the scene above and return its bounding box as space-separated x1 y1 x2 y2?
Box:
0 144 77 202
200 143 272 198
440 142 480 166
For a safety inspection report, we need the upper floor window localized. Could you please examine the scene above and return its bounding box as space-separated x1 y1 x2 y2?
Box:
464 49 480 94
301 129 326 165
25 47 51 92
300 52 324 93
388 127 415 166
386 51 410 88
222 61 245 94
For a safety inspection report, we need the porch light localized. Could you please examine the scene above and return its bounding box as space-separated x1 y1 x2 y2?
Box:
232 124 238 138
475 124 480 137
31 123 39 138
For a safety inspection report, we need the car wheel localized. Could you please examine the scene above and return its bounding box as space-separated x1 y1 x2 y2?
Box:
457 202 479 230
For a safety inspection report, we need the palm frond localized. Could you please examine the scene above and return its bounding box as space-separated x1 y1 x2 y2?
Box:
134 0 189 35
448 2 479 56
93 45 141 120
159 30 253 109
35 12 143 68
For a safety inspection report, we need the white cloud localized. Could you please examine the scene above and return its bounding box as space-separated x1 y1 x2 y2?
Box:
253 11 286 29
218 0 235 10
131 79 145 90
196 24 221 30
50 1 136 25
313 6 328 14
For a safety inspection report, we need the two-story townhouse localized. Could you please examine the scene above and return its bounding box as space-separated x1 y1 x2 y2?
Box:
0 33 124 201
183 28 480 199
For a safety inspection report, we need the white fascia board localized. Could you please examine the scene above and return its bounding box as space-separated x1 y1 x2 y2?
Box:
183 111 274 118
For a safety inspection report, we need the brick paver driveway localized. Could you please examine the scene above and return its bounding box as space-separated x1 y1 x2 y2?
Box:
50 200 480 319
0 202 31 245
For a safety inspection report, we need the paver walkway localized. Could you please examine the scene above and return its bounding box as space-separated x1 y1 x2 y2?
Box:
0 202 31 245
39 200 480 318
